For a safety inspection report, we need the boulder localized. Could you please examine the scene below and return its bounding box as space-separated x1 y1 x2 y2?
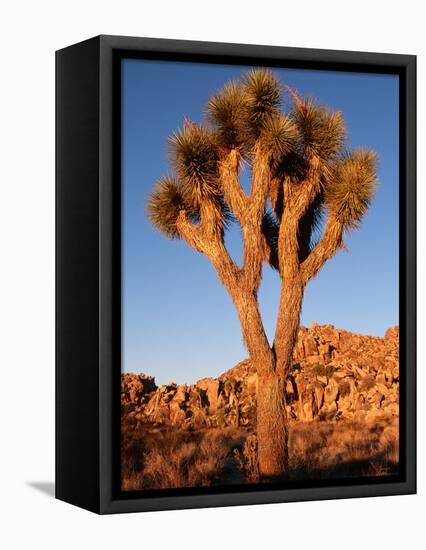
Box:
196 377 220 414
303 337 318 357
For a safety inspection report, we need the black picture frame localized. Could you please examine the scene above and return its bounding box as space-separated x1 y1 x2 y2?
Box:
56 35 416 514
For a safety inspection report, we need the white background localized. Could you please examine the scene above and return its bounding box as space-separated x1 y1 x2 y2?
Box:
0 1 423 548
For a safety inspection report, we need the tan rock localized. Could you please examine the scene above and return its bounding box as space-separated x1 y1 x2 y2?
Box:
196 377 220 414
303 337 318 357
121 323 400 427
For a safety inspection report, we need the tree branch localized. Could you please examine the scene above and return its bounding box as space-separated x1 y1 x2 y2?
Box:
218 150 248 223
233 291 276 377
176 207 240 292
241 144 271 290
275 156 323 274
176 210 208 253
276 178 298 275
300 216 344 285
285 156 322 220
249 144 271 218
272 163 323 378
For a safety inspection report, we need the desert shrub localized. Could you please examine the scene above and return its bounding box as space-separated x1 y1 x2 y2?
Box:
187 431 231 485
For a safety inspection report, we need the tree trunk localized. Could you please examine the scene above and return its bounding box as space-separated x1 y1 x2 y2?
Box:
257 369 288 478
232 291 288 479
274 277 304 384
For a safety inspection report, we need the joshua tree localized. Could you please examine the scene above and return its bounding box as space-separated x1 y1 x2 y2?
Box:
147 69 377 478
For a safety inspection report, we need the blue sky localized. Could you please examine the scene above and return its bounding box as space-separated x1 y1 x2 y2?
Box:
121 58 399 385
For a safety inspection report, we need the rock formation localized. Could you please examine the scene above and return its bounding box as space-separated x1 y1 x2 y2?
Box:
121 324 399 430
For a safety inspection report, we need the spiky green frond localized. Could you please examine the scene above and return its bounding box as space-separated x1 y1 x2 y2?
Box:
273 150 309 185
146 176 197 239
325 149 377 229
243 69 282 133
260 113 299 166
207 81 248 150
291 96 346 161
169 124 220 206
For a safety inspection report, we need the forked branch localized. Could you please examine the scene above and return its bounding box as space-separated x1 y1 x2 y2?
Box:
300 217 344 285
218 150 248 223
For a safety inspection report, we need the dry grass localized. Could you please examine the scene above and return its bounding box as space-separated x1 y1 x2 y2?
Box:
121 417 399 490
122 427 244 491
288 417 399 479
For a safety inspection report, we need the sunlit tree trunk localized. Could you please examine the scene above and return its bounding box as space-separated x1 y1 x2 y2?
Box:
256 370 288 478
232 291 288 478
274 279 305 383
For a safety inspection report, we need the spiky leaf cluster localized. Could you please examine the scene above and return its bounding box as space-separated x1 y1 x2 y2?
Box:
207 70 287 155
260 113 299 167
244 69 281 133
146 176 196 238
148 69 377 254
292 97 346 161
325 149 377 229
169 124 220 206
207 81 249 150
273 151 309 187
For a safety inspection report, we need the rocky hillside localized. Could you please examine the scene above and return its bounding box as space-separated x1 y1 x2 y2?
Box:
121 324 399 430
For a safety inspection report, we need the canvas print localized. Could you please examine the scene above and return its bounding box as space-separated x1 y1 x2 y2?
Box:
120 59 399 491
